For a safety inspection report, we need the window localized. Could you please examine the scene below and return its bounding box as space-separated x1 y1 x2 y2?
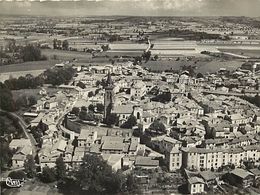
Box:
137 112 140 119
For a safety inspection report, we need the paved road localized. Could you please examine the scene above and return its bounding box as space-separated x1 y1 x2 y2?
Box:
9 112 37 157
0 110 38 182
0 109 37 157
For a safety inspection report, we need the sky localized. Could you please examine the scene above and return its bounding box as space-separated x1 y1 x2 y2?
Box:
0 0 259 17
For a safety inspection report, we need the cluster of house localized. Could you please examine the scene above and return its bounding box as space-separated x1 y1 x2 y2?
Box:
7 58 260 194
37 125 160 171
185 167 260 194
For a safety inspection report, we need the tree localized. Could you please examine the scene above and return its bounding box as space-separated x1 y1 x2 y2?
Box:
121 115 137 129
88 104 95 112
88 91 94 98
53 39 58 49
101 44 110 51
142 51 151 62
6 39 16 52
152 91 171 103
85 112 95 121
125 174 138 192
20 45 42 62
71 107 80 116
24 155 36 178
30 126 43 147
149 119 166 134
58 154 138 194
8 170 26 180
106 113 118 126
28 95 37 106
76 81 86 89
57 40 62 50
96 103 104 113
154 55 159 61
40 167 57 183
79 110 87 120
0 139 13 169
62 40 69 50
0 83 16 111
44 67 76 86
15 95 28 109
95 88 100 95
133 56 143 65
75 154 124 193
81 106 87 111
95 80 101 87
55 156 66 180
197 72 204 78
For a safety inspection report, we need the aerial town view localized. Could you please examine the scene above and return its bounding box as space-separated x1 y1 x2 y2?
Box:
0 0 260 194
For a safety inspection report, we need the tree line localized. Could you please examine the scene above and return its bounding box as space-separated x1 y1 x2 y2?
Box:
53 39 69 50
0 67 76 112
5 154 138 194
1 40 47 65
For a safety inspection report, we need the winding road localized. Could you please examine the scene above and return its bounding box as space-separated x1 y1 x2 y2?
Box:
0 109 37 157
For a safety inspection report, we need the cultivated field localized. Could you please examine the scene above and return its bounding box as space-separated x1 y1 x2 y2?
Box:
109 43 148 51
0 60 59 73
143 59 244 74
0 70 45 82
41 49 92 61
218 48 260 58
12 88 60 101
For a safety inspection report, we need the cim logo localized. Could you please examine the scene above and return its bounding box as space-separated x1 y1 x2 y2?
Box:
2 177 25 188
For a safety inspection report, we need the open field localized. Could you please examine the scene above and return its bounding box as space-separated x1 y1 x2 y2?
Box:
218 48 260 58
109 43 148 51
41 49 92 61
0 60 60 82
149 39 260 57
0 60 59 73
0 70 45 82
12 88 60 101
143 59 244 74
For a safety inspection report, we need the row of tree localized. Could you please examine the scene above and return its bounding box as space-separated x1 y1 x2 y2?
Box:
53 39 69 50
43 67 76 86
4 75 44 90
2 40 47 65
0 67 76 112
7 154 138 194
58 154 137 194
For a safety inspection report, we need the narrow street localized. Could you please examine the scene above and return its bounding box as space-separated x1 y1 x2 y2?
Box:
0 109 37 158
9 112 38 158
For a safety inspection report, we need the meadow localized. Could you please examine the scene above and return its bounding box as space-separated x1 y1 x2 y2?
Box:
143 59 244 74
41 49 92 60
218 48 260 58
0 60 59 73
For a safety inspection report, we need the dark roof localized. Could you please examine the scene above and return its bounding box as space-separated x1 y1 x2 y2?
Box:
200 171 217 181
231 168 253 179
249 168 260 176
188 177 205 184
135 156 159 167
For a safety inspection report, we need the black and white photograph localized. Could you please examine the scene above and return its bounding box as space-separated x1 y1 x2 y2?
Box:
0 0 260 194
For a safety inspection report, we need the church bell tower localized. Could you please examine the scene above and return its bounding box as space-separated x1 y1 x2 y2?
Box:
104 72 114 120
